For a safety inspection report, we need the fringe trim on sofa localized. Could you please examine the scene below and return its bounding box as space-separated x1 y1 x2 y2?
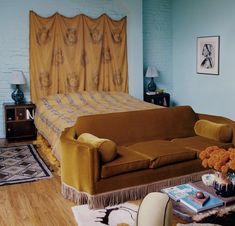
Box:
62 170 210 209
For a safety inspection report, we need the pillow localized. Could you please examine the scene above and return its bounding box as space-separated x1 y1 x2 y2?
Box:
77 133 117 163
194 119 233 143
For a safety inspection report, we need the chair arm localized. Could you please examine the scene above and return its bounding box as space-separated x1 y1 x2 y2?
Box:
197 113 235 145
60 129 100 195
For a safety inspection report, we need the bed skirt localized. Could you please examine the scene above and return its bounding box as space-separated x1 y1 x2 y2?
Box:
34 133 61 175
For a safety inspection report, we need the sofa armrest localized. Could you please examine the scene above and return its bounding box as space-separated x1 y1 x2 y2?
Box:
197 113 235 144
60 128 100 195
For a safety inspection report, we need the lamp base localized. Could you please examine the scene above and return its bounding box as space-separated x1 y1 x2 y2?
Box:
11 85 25 104
147 77 157 92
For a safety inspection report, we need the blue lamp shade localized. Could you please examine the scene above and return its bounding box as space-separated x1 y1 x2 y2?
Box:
11 71 26 104
145 66 159 92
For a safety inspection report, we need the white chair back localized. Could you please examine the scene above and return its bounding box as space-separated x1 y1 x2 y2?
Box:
136 192 172 226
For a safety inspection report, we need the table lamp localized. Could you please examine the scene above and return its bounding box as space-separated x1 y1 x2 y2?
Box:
145 66 159 92
11 71 26 104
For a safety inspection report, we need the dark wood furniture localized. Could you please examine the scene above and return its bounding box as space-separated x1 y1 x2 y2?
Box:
4 102 37 141
144 92 170 107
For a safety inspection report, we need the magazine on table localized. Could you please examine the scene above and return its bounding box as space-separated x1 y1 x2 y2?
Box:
161 184 198 201
161 183 224 212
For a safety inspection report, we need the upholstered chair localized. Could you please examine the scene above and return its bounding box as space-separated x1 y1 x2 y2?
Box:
136 192 172 226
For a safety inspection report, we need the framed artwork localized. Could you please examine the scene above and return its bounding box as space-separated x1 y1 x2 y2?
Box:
196 36 220 75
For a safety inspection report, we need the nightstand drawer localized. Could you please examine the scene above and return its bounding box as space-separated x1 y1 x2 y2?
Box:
6 121 36 139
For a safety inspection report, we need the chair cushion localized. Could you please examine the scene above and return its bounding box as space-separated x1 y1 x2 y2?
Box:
171 136 234 156
127 140 197 168
77 133 117 163
194 119 233 143
101 146 150 178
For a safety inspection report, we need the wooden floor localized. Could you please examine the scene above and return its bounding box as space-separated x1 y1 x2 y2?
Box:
0 175 77 226
0 138 185 226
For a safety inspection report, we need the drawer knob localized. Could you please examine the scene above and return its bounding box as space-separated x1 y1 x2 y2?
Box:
19 113 23 116
7 128 11 132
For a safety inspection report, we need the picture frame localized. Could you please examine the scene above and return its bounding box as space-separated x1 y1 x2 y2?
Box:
196 36 220 75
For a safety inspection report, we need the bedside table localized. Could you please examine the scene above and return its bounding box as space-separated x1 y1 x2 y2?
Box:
3 102 37 141
144 92 170 107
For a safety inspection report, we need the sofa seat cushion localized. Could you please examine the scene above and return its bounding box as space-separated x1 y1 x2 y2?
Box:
171 136 234 155
127 140 197 168
101 146 150 179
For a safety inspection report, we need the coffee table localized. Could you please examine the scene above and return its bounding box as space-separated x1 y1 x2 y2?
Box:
171 181 235 223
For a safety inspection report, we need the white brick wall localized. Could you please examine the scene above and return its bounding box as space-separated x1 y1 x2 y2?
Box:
143 0 172 95
0 0 143 138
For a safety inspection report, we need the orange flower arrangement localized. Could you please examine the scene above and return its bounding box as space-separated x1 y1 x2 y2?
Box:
199 146 235 174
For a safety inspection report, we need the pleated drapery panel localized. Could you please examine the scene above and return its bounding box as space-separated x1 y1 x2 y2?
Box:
30 11 128 103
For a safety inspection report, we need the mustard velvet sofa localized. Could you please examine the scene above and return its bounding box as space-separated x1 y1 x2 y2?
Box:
60 106 235 208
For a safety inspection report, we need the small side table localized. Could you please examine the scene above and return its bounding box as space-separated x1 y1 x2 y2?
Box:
3 102 37 141
144 92 170 107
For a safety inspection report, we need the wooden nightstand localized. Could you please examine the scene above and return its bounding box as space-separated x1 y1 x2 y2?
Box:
3 102 37 141
144 92 170 107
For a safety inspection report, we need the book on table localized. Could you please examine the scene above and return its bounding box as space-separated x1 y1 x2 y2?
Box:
161 183 224 213
161 183 199 201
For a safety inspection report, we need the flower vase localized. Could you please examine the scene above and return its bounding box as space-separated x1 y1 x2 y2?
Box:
213 171 235 197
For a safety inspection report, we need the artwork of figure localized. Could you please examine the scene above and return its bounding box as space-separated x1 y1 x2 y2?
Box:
201 43 214 69
197 36 219 75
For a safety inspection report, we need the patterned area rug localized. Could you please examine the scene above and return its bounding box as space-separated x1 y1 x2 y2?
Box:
0 144 52 185
72 202 138 226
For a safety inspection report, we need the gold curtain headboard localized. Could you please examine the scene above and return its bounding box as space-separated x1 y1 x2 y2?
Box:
29 11 128 103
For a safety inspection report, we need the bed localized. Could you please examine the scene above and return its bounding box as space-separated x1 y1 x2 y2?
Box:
35 91 162 161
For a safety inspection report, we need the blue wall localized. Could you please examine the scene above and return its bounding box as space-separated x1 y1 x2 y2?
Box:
143 0 172 95
172 0 235 119
0 0 143 138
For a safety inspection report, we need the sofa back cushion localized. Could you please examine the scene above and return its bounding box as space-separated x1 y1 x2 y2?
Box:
75 105 199 145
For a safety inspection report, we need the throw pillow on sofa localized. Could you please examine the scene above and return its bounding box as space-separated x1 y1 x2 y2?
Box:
194 119 233 143
77 133 117 163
